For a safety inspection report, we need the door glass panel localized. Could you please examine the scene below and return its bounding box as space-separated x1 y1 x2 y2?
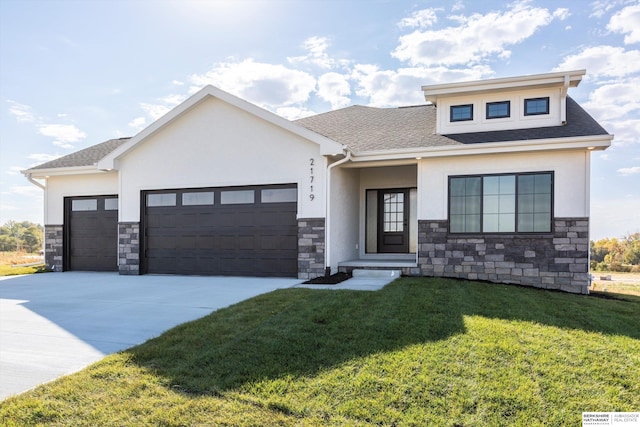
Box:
383 192 404 232
221 190 254 204
147 193 176 207
104 198 118 210
72 199 97 211
182 192 214 206
261 188 297 203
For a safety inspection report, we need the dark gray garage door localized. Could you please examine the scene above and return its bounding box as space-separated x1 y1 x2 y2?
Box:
64 196 118 271
143 185 298 277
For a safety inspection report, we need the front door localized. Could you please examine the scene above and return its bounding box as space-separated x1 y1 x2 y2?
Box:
378 189 409 253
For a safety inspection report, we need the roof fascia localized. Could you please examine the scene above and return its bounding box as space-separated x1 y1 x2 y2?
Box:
422 70 585 104
98 86 344 170
348 134 612 162
22 165 111 178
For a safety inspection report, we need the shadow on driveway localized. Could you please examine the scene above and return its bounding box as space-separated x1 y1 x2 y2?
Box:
0 272 300 400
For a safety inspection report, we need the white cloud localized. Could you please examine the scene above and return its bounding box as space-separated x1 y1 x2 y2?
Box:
398 9 439 29
352 64 492 107
189 58 317 110
553 8 570 20
37 124 86 149
617 166 640 175
275 106 317 120
172 80 184 86
128 116 147 130
392 2 563 67
582 80 640 121
554 45 640 78
317 72 351 109
601 117 640 147
7 100 35 123
608 3 640 44
287 36 347 70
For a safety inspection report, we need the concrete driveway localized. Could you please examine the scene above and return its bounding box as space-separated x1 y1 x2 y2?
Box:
0 272 301 400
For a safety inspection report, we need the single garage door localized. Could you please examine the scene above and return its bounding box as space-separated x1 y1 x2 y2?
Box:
144 185 298 277
64 196 118 271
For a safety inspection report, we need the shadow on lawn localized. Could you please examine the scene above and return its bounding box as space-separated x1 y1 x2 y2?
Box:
128 277 640 395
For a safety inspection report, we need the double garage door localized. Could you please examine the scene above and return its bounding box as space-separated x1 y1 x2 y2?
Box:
143 185 298 277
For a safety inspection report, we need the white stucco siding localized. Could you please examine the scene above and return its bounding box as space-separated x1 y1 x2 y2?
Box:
117 97 326 222
328 167 359 269
437 88 562 134
419 150 590 220
44 173 119 224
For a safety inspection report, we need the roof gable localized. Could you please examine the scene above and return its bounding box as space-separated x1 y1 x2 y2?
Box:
97 85 343 170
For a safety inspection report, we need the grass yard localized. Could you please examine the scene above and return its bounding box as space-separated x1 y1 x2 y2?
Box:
591 271 640 297
1 277 639 426
0 251 47 276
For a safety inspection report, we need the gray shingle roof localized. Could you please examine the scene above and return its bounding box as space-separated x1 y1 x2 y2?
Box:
295 96 610 153
28 138 130 170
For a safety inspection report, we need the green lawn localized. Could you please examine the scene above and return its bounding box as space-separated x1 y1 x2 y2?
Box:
0 264 48 276
1 277 639 426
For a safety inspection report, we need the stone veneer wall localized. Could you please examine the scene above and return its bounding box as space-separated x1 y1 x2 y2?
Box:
118 222 140 275
44 225 63 272
417 218 590 294
298 218 326 280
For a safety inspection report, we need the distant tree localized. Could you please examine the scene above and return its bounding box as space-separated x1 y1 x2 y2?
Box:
591 233 640 271
0 221 44 253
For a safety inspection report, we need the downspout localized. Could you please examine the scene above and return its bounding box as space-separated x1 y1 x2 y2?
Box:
325 148 352 275
24 172 46 190
560 74 570 125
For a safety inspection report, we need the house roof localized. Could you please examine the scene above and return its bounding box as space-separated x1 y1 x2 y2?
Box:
28 138 130 171
27 93 610 173
294 96 610 154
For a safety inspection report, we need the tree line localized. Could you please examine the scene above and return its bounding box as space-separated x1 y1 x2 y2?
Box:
591 232 640 272
0 221 44 253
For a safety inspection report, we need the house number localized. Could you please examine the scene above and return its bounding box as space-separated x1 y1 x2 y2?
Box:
309 158 315 201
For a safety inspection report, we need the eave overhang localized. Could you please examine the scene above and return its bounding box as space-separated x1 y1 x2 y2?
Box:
343 133 613 164
423 69 586 105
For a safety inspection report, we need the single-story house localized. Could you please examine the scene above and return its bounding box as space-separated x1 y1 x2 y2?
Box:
24 69 612 293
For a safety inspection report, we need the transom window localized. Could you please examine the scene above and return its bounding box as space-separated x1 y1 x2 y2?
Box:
449 172 553 233
486 101 510 119
524 97 550 116
450 104 473 122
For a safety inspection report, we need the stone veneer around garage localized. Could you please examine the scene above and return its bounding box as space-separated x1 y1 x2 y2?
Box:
118 222 140 275
44 225 63 272
417 218 590 294
298 218 326 280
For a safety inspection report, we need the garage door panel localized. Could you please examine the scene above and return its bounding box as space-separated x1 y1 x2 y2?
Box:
67 196 118 272
144 185 297 277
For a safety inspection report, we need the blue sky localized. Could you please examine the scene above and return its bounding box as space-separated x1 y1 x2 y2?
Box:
0 0 638 240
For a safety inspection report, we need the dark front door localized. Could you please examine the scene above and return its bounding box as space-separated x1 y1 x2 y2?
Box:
378 189 409 253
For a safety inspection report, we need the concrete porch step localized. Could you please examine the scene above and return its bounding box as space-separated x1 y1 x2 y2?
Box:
352 269 401 280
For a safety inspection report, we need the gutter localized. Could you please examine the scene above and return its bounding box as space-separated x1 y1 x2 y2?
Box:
23 171 46 190
324 148 352 274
